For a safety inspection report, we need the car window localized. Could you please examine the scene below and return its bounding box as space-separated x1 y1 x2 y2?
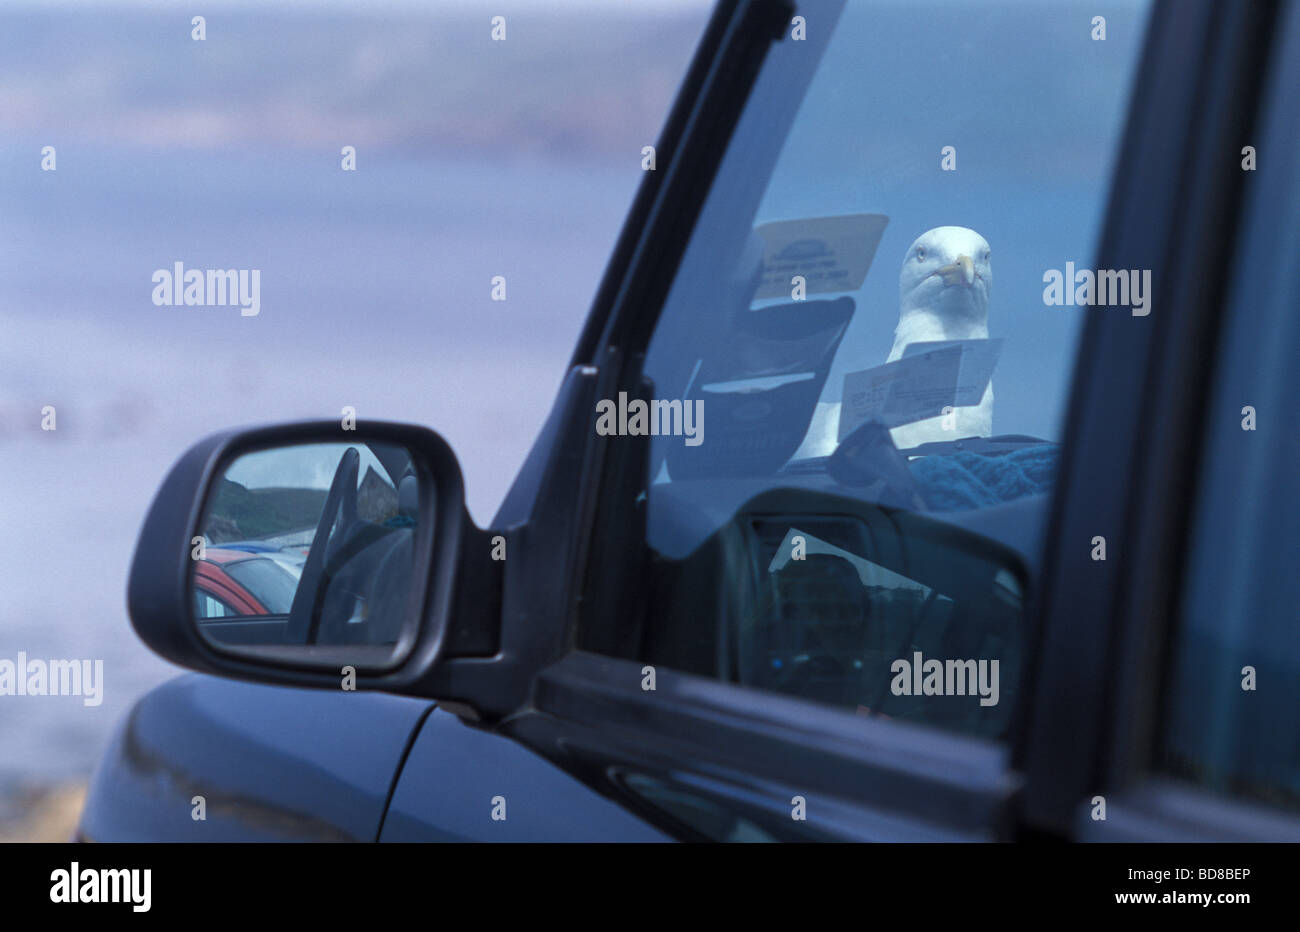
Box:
225 558 299 615
194 590 237 619
1157 2 1300 812
586 0 1151 740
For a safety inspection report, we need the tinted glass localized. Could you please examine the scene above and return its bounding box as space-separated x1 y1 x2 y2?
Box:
591 0 1151 740
1158 3 1300 812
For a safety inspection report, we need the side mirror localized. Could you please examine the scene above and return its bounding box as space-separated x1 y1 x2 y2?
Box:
128 421 497 694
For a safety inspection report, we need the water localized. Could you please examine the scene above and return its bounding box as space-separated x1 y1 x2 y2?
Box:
0 0 711 793
0 149 649 787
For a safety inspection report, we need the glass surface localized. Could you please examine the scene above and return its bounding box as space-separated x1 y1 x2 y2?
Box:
1158 2 1300 813
610 0 1151 739
192 441 423 655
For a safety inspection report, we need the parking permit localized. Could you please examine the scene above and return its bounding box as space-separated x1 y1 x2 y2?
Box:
838 338 1003 440
752 213 889 300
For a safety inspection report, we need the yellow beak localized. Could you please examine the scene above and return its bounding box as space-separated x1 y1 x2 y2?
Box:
935 254 975 287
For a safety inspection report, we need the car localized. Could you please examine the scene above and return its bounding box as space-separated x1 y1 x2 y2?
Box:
192 548 286 617
208 540 280 554
80 0 1300 843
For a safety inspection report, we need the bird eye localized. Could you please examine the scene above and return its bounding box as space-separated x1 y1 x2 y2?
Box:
983 250 991 261
916 246 926 261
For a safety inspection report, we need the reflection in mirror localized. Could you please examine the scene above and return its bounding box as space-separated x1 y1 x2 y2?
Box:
191 441 425 659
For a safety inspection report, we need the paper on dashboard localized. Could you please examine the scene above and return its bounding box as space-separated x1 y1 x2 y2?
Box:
837 339 1002 441
751 213 888 301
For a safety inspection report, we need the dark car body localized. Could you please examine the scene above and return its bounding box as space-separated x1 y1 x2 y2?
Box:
81 0 1300 842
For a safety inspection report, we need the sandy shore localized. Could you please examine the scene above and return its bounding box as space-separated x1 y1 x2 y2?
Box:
0 783 86 843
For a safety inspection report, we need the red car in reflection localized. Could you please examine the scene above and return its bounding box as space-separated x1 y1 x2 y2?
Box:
193 548 299 617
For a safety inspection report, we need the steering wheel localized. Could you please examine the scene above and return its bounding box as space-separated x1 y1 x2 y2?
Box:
287 447 361 644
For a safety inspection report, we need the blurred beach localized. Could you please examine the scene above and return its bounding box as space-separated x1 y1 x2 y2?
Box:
0 0 709 829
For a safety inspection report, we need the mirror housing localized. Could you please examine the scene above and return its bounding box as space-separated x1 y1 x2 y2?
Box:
128 420 501 697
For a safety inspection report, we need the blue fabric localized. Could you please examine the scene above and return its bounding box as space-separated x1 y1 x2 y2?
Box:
909 444 1059 511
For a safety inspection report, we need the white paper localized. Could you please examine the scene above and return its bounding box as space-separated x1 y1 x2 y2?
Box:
752 213 888 300
838 339 1003 440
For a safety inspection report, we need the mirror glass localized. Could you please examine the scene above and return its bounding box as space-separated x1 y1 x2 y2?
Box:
190 441 426 661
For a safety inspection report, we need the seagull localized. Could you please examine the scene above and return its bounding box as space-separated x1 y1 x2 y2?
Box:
790 225 993 460
887 225 993 449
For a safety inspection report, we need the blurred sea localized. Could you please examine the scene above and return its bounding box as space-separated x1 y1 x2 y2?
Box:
0 1 708 794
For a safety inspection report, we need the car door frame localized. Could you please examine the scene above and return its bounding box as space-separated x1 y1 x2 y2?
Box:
490 0 1292 841
1020 0 1300 843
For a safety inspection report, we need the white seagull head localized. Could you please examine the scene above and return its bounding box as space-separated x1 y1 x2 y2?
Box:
898 225 992 324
